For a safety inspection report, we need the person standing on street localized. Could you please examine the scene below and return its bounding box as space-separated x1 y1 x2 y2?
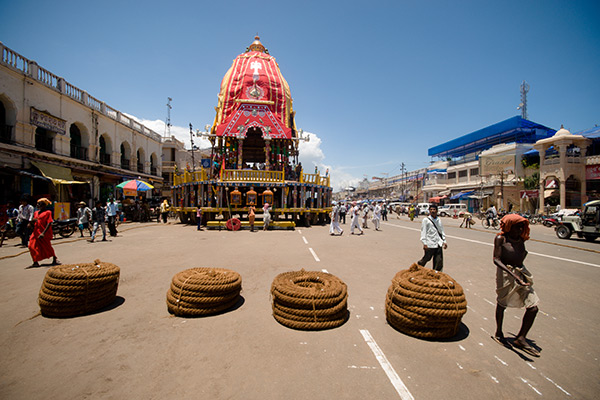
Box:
106 197 119 237
350 202 363 235
196 206 203 231
76 201 92 237
16 195 34 247
89 201 107 242
329 202 343 236
262 203 271 231
339 202 346 224
417 204 447 271
381 202 388 221
248 205 256 232
27 198 60 268
160 199 170 223
492 214 540 357
373 202 382 231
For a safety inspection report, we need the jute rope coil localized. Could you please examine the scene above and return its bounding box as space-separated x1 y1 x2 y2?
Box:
39 259 120 317
385 263 467 339
166 267 242 317
271 269 348 330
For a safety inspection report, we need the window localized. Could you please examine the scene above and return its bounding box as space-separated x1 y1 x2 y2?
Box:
470 168 479 176
458 170 467 178
447 172 456 179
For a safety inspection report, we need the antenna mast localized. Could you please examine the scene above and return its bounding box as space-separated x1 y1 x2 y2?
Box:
165 97 172 138
517 81 529 120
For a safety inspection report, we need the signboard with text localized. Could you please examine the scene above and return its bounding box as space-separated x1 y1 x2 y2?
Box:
480 155 515 175
586 165 600 180
54 202 70 221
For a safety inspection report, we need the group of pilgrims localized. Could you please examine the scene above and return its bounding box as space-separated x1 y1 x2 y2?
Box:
329 201 387 236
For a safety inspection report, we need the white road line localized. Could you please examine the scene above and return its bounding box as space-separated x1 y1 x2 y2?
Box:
383 222 600 268
489 374 499 383
541 373 571 396
297 230 302 234
309 247 320 262
360 329 414 400
494 355 508 366
520 377 542 396
302 236 308 244
322 269 329 273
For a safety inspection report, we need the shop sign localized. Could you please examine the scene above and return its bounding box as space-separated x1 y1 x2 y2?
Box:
520 190 539 199
54 202 70 221
480 155 515 175
586 165 600 180
30 107 66 135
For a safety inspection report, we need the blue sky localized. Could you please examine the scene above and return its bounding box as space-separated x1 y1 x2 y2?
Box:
2 0 598 190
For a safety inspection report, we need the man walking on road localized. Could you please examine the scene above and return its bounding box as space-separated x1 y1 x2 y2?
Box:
106 197 119 237
417 204 447 271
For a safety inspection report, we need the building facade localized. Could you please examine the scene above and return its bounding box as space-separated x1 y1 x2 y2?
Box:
0 42 164 209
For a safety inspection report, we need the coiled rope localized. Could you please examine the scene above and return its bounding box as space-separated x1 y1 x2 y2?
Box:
166 267 242 317
38 259 120 317
385 263 467 339
271 269 348 330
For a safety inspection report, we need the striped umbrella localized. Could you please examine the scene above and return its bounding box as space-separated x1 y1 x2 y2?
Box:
116 179 154 191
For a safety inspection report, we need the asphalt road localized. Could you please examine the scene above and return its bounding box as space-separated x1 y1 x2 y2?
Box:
0 215 598 399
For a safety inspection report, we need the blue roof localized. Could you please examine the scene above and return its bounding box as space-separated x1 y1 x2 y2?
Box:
428 116 556 158
575 125 600 139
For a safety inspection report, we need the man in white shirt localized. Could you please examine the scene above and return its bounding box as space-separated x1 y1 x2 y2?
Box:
16 195 34 247
417 204 447 271
106 198 119 237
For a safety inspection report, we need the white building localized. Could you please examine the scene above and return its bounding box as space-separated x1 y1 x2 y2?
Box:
0 41 164 206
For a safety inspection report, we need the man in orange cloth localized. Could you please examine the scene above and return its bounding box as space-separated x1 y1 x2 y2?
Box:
28 198 60 268
492 213 540 357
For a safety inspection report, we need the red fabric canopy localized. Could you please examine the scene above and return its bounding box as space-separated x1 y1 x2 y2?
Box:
212 40 294 140
429 195 447 203
215 104 291 139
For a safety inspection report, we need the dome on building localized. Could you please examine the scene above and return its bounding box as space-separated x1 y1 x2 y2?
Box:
554 125 571 137
211 37 296 140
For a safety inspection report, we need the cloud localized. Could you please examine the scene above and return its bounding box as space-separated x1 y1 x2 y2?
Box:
298 131 361 192
126 115 212 150
130 118 362 191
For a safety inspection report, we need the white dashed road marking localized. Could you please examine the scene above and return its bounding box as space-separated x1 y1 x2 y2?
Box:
360 329 414 400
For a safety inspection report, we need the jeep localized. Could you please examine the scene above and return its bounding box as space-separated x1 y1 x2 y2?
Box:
555 200 600 242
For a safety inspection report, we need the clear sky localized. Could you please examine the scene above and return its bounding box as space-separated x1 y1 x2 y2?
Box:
2 0 598 191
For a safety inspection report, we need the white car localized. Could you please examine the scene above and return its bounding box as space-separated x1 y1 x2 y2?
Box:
438 203 468 217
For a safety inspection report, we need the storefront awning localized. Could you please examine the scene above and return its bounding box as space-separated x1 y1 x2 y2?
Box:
450 190 474 200
31 161 86 185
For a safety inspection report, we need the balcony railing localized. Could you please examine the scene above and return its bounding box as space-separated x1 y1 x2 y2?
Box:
137 162 144 173
0 124 14 144
35 135 53 153
70 144 88 160
100 153 111 165
121 159 130 170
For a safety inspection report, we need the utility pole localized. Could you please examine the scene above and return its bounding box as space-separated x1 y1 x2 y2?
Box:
189 123 196 172
400 163 406 201
165 97 172 138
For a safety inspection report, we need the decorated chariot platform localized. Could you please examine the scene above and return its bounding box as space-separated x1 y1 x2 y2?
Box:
171 37 332 228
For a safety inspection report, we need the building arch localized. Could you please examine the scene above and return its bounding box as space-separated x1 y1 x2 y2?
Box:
137 147 146 173
99 134 112 165
0 94 17 143
150 152 158 175
69 122 90 160
120 141 131 170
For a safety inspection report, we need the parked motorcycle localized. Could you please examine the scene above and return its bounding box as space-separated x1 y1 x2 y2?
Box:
52 218 78 238
542 215 560 227
0 218 18 247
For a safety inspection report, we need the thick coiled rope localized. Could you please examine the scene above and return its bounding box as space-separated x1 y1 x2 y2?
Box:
271 269 348 330
166 267 242 317
38 259 120 317
385 263 467 339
